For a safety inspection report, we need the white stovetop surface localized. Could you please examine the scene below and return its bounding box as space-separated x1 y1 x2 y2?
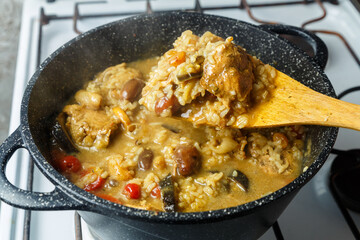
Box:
1 0 359 239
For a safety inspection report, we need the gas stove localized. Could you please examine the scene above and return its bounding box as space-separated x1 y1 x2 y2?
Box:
1 0 359 239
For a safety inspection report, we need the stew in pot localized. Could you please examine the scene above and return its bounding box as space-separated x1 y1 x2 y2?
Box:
50 31 306 212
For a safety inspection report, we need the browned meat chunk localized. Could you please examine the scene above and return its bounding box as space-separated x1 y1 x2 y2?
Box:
88 63 144 106
63 104 118 149
200 38 255 103
74 90 102 110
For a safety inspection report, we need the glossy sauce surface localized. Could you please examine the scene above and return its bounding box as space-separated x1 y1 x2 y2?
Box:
52 57 304 212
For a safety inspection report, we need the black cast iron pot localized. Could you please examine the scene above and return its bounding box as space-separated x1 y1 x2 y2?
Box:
0 12 337 240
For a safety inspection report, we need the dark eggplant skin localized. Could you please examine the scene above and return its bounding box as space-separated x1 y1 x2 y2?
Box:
0 12 337 240
161 124 181 133
176 71 203 81
159 174 176 212
228 169 249 192
51 112 78 153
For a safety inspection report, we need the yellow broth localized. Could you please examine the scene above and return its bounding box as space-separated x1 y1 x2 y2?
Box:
51 57 304 212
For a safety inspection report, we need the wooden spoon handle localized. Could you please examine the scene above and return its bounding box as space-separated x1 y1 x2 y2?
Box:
246 71 360 131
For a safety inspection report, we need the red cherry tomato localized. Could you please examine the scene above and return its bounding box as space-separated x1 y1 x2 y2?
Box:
58 155 81 173
150 185 161 199
123 183 141 199
84 176 105 192
95 193 122 204
79 169 90 178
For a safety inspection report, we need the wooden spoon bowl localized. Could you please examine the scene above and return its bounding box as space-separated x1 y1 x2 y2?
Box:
240 70 360 131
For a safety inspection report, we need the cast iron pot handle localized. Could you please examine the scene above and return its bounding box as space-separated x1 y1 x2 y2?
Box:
0 127 85 210
259 24 328 70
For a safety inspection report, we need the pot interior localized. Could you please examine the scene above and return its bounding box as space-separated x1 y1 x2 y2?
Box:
23 12 337 215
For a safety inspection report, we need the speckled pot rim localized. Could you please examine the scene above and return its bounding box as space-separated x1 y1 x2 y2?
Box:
20 11 338 223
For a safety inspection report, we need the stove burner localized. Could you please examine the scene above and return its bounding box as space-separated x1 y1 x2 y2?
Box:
330 149 360 212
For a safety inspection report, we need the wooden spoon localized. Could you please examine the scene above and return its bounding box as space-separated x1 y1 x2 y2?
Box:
238 70 360 130
185 70 360 131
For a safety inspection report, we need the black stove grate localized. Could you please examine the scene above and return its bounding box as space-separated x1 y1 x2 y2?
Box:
24 1 360 239
330 150 360 239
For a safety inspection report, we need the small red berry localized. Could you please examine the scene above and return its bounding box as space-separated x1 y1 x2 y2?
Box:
150 185 161 199
58 155 81 173
123 183 141 199
84 176 105 192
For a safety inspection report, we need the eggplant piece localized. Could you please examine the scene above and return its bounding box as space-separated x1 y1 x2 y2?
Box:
208 170 231 192
194 55 205 65
159 174 176 212
228 169 249 192
51 112 78 153
161 124 180 133
176 71 203 82
176 56 204 82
